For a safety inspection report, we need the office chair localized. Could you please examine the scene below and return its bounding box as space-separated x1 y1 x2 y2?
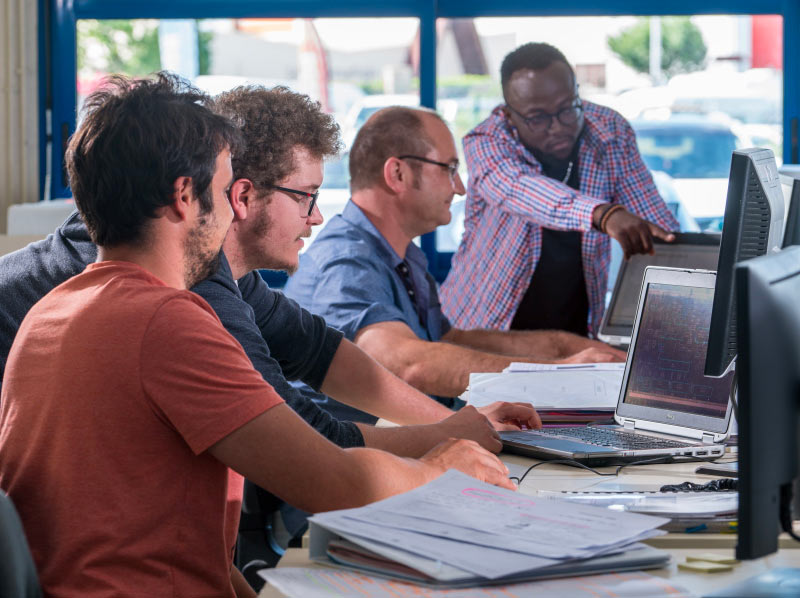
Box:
235 480 286 591
0 490 42 598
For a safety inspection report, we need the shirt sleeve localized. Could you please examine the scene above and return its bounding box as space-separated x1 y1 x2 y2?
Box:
611 118 681 231
194 274 364 447
464 126 604 231
238 270 343 389
303 253 411 341
140 295 284 455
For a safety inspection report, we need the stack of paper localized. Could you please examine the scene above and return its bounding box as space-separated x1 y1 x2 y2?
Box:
465 363 625 424
307 470 670 588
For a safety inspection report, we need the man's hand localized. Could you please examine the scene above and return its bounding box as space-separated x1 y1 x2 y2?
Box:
476 401 542 431
598 205 675 259
558 346 625 364
420 437 515 490
436 405 503 453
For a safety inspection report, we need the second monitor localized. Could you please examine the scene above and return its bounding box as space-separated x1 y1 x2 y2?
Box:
704 148 785 378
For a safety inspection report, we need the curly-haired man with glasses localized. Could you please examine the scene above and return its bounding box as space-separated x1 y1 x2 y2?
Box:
440 42 679 338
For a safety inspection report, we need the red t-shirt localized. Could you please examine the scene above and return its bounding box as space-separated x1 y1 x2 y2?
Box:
0 262 284 598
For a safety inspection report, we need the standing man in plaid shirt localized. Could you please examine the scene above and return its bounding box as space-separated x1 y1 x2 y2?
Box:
441 43 679 337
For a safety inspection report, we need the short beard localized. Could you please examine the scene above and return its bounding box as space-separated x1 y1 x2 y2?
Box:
246 201 298 275
184 213 223 289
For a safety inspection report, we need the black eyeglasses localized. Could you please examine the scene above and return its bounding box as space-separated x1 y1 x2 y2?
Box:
397 155 460 188
506 98 583 131
269 185 319 218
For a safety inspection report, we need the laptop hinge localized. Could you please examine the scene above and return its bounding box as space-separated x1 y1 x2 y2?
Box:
702 433 715 445
623 419 636 432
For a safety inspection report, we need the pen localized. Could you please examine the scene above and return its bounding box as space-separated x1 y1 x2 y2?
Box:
555 364 598 370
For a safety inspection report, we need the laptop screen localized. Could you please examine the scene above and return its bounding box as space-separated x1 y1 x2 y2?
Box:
602 237 720 338
620 283 732 420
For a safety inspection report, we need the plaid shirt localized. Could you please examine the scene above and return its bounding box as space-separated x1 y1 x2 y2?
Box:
440 102 679 336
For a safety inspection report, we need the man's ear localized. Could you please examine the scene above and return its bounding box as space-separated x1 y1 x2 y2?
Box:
382 157 408 195
165 176 194 223
228 178 256 222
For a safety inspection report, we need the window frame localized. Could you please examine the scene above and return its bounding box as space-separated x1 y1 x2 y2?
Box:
44 0 800 282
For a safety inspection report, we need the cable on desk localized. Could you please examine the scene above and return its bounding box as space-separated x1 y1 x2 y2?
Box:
509 456 724 486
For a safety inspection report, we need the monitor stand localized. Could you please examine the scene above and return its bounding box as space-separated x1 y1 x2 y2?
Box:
704 568 800 597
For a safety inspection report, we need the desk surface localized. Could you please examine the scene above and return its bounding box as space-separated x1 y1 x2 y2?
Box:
257 547 800 598
257 451 800 597
504 451 755 549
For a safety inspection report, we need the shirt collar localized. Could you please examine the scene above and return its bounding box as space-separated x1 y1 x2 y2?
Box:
341 200 429 271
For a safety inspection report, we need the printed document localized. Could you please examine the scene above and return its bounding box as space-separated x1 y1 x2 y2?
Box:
309 470 669 583
467 368 623 410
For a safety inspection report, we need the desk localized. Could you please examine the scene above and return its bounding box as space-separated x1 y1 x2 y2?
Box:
257 547 800 597
256 451 800 597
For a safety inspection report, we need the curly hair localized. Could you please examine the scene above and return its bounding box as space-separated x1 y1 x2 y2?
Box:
213 86 342 192
348 106 444 192
500 42 574 90
66 71 241 247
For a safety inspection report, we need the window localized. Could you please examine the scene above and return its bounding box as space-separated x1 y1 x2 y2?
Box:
434 14 784 252
77 16 420 248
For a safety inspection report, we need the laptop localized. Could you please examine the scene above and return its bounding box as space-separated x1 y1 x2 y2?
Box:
598 233 721 348
501 266 734 465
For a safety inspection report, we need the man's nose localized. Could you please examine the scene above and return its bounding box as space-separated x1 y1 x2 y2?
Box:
307 202 324 225
453 171 466 195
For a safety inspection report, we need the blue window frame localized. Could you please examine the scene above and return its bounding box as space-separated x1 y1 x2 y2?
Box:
43 0 800 283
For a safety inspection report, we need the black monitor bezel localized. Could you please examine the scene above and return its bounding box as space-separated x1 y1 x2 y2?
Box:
735 246 800 560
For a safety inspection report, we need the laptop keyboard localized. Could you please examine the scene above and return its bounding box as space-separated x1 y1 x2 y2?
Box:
512 427 696 450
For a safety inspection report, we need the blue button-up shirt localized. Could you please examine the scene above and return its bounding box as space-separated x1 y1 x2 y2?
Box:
284 200 455 422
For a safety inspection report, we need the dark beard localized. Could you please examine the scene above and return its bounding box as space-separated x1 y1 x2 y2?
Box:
185 249 222 289
184 216 223 289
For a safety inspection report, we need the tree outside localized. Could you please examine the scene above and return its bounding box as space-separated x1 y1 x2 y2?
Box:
77 20 211 78
608 17 707 78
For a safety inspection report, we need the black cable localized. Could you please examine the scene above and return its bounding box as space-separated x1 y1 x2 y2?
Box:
660 478 737 492
509 455 706 486
510 455 726 486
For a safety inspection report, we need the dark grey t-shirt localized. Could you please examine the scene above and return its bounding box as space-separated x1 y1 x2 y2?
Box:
0 211 363 448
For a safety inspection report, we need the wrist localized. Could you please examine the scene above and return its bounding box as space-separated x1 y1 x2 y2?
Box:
592 203 612 231
599 204 625 233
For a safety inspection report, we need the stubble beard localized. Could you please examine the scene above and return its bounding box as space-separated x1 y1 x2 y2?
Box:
247 203 299 275
184 214 223 289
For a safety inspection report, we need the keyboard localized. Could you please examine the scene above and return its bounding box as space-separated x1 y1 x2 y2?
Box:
512 427 696 450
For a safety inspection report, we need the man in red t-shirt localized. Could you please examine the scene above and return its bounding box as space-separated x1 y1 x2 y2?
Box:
0 73 512 598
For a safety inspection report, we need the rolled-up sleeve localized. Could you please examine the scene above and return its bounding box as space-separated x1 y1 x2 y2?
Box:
305 254 409 341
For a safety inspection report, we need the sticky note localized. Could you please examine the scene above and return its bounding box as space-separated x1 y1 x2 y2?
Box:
687 553 740 565
678 561 733 573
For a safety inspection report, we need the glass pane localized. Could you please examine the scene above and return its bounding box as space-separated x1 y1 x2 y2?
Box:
435 14 784 253
77 17 420 248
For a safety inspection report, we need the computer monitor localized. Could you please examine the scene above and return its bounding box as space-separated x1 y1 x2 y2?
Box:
735 246 800 561
704 148 785 378
782 176 800 248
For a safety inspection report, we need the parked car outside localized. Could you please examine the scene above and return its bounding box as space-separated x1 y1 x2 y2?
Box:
631 115 750 231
